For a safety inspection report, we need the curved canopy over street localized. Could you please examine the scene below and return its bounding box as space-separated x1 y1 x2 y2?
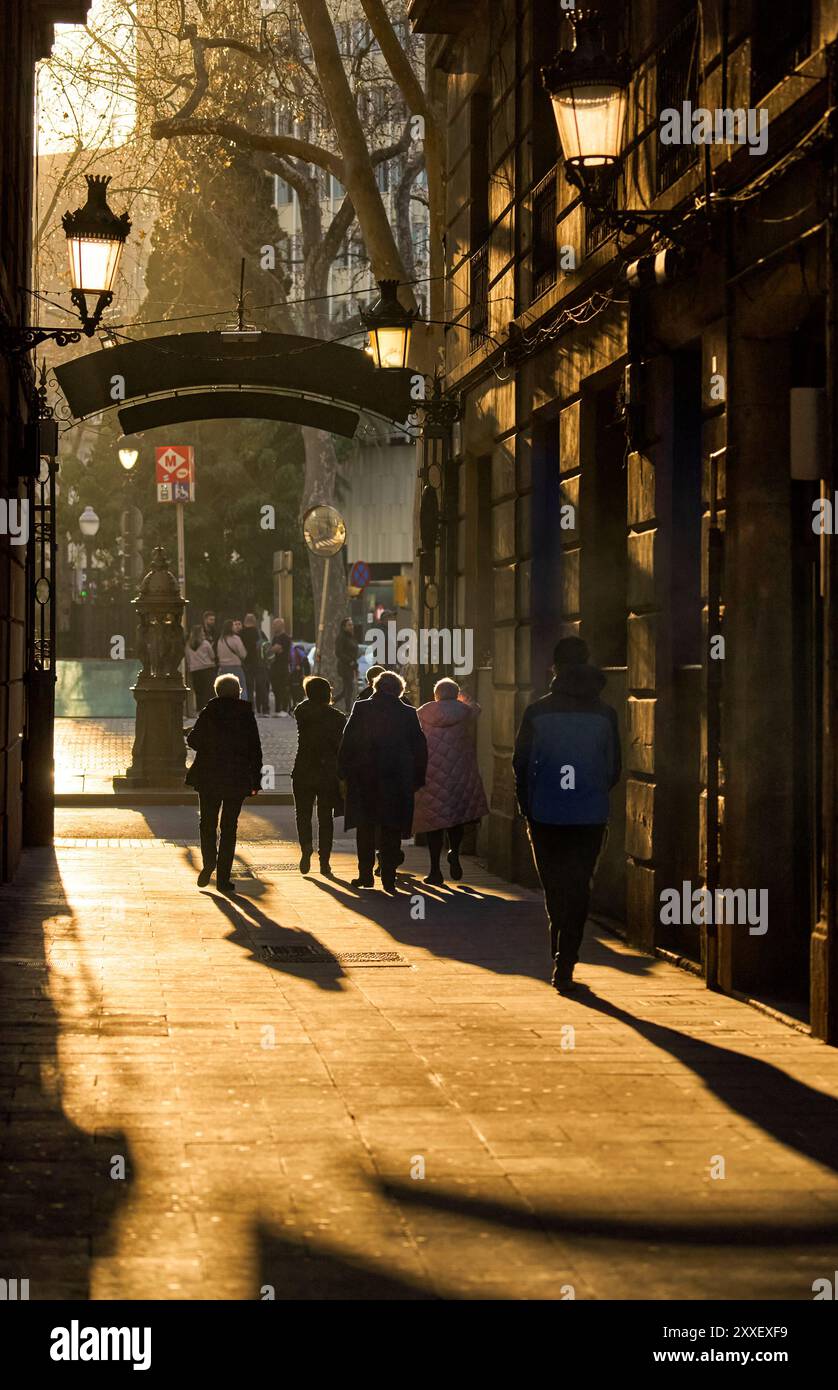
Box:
53 332 417 437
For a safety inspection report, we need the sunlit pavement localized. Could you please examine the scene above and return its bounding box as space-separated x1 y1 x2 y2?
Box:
3 807 838 1301
54 716 298 794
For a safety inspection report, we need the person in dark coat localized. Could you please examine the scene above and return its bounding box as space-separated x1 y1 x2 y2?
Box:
356 664 412 876
334 617 359 712
269 618 292 716
357 664 413 705
292 675 346 878
513 636 621 995
185 672 263 894
338 669 428 892
242 614 268 713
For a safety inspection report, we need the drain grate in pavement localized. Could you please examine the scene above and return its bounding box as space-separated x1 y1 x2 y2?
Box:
245 862 300 873
258 946 410 967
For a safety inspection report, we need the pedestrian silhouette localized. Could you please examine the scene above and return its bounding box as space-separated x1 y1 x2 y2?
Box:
185 672 263 895
338 669 427 893
413 678 488 885
513 637 621 994
292 675 346 878
334 616 359 712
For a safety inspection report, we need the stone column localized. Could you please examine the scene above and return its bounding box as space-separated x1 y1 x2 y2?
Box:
720 329 795 995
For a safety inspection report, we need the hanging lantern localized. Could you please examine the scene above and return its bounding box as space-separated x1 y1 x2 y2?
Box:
359 279 415 370
541 12 629 187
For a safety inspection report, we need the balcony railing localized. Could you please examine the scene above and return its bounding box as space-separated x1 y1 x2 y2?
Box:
532 167 558 300
656 7 700 195
469 242 489 347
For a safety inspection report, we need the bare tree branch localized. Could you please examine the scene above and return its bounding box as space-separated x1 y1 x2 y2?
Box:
149 114 345 180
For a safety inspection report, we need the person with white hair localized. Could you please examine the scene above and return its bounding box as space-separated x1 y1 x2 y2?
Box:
413 678 489 885
337 669 428 892
185 672 263 895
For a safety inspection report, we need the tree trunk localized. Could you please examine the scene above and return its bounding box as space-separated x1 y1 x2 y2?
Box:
297 0 410 296
359 0 445 319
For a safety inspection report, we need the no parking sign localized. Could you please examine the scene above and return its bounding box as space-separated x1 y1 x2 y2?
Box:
349 560 370 590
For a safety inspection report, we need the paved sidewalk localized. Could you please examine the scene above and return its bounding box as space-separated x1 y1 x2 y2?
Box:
2 808 838 1300
54 716 298 794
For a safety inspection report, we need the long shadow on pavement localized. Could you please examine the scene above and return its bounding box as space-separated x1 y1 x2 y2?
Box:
305 870 551 983
377 1179 838 1269
255 1219 435 1299
574 986 838 1174
0 847 133 1297
208 889 344 991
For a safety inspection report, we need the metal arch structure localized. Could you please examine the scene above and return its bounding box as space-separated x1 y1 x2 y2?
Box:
52 331 417 436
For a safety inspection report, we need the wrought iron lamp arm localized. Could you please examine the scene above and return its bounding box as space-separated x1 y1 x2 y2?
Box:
2 291 113 354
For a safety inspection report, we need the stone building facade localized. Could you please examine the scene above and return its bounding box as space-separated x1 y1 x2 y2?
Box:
410 0 838 1039
0 1 89 881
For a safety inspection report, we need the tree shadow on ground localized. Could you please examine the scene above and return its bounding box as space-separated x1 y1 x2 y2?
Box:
0 847 133 1297
377 1178 838 1254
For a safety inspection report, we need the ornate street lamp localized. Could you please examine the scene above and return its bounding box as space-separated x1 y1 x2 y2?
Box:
62 175 132 332
1 174 131 353
541 10 696 244
118 446 139 472
78 505 100 539
541 10 629 196
359 279 415 370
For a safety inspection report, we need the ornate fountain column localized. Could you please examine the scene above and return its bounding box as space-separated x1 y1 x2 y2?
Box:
114 547 188 790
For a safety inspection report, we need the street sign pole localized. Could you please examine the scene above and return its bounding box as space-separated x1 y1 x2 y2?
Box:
176 499 187 624
176 499 188 697
315 556 330 674
302 505 346 680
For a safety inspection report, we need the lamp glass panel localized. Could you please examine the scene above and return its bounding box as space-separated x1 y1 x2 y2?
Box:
119 448 139 470
373 323 410 370
551 83 627 166
67 235 123 295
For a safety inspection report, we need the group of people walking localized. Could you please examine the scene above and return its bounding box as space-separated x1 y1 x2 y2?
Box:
292 663 488 890
187 629 621 998
184 610 309 716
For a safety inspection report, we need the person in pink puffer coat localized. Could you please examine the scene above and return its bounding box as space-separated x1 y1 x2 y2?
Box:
413 678 489 885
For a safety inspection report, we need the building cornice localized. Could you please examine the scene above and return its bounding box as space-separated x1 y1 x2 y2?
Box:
32 1 93 59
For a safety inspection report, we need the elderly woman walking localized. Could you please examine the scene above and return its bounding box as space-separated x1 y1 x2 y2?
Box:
413 678 489 885
185 672 263 895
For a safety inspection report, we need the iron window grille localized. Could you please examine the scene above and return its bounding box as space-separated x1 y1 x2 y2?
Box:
751 1 812 103
655 7 700 196
469 242 489 347
532 166 558 299
585 184 618 255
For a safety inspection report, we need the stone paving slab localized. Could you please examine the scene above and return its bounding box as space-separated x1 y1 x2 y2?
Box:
54 716 298 794
2 807 838 1300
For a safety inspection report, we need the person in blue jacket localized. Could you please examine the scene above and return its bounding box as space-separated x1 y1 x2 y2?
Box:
513 636 621 995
